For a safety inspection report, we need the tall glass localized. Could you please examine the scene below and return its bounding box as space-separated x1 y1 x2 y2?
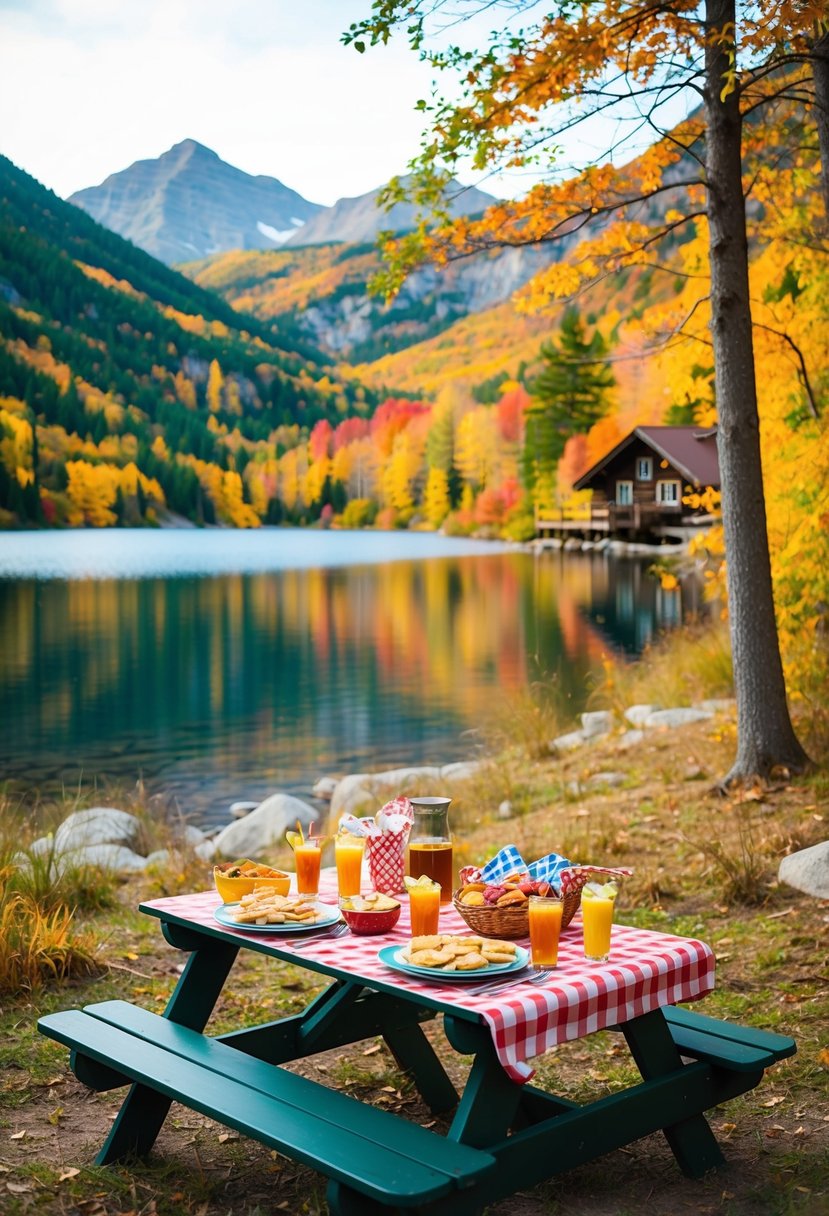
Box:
582 884 619 963
335 834 364 898
528 894 563 969
407 796 453 904
294 842 322 897
408 883 441 936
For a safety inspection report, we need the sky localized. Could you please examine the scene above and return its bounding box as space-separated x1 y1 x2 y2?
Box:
0 0 464 205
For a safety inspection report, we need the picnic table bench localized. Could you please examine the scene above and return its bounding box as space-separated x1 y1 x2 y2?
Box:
39 880 796 1216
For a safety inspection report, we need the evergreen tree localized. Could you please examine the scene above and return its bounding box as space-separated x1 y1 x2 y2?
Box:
524 308 615 493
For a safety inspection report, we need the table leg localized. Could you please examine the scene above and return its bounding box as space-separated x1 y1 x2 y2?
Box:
443 1017 522 1147
383 1022 458 1114
95 932 238 1165
622 1008 726 1177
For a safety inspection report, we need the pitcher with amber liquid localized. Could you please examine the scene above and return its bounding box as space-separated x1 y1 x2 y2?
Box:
407 797 453 904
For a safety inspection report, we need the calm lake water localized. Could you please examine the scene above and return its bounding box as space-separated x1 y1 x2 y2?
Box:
0 529 699 826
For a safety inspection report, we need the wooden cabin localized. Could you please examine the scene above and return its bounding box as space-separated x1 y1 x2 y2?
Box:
573 425 720 536
537 426 720 542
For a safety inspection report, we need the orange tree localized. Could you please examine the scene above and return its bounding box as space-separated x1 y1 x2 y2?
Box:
345 0 827 784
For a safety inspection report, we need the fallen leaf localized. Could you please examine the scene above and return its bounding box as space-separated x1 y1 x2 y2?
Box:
818 1048 829 1068
217 1132 237 1143
6 1183 32 1194
762 1096 785 1107
123 952 139 961
10 1130 26 1140
766 908 795 919
718 1122 737 1134
44 1076 66 1087
362 1044 381 1056
58 1168 80 1182
47 1106 64 1125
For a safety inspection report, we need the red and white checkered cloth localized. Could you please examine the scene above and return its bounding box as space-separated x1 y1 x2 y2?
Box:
144 869 714 1085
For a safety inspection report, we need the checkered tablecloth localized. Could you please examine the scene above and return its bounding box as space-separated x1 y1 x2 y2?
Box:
143 869 715 1085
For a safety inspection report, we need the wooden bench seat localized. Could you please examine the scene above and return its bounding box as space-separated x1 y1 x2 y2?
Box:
663 1006 796 1072
38 1001 494 1212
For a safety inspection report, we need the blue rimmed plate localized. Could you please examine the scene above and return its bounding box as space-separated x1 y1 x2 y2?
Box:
214 902 341 933
378 943 530 981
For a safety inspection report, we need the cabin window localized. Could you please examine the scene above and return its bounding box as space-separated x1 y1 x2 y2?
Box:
636 457 653 481
656 480 681 505
616 480 633 505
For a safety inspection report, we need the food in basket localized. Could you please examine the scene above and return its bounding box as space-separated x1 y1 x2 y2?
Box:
231 891 323 925
214 859 291 902
401 934 517 972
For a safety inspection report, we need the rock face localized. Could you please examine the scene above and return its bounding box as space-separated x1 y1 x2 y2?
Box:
212 793 318 859
69 140 322 264
778 842 829 899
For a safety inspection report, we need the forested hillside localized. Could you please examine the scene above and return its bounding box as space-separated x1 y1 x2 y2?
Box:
0 156 377 526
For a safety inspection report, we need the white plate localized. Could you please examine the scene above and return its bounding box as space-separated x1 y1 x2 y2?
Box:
214 902 341 934
378 943 530 981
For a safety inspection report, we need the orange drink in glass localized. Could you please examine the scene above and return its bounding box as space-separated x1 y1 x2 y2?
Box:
293 842 322 897
528 894 563 968
582 882 619 963
335 834 364 898
406 877 441 936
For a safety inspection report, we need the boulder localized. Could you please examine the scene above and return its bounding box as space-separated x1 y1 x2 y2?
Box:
616 729 644 751
171 824 205 847
54 807 141 852
212 794 318 859
550 730 587 753
697 698 737 714
195 838 217 861
440 760 482 782
778 841 829 899
586 771 626 789
581 711 613 738
311 777 339 801
498 800 513 820
645 708 713 729
329 766 444 821
229 801 259 820
54 843 148 874
625 705 657 727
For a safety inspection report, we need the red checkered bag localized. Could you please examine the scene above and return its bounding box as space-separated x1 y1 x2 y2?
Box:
365 796 414 895
366 830 411 895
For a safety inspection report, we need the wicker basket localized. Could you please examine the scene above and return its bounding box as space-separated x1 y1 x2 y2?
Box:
453 889 581 941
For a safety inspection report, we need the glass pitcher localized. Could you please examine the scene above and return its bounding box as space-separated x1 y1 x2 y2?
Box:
407 796 454 904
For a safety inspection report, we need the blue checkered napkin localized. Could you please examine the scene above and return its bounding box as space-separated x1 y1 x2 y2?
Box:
479 845 527 884
527 852 572 886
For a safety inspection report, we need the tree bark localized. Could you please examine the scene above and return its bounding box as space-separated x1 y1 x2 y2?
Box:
812 32 829 221
704 0 811 784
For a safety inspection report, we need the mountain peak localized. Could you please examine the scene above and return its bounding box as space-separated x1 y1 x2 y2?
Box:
68 144 322 265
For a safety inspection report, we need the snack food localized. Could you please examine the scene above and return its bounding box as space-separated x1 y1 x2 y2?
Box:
339 891 399 912
213 859 291 902
231 891 323 925
401 934 517 972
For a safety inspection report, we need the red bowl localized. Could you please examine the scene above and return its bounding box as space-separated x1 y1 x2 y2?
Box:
340 902 401 936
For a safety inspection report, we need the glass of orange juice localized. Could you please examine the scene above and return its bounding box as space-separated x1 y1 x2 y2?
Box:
405 876 441 936
582 881 619 963
293 841 322 896
528 894 564 969
335 832 364 898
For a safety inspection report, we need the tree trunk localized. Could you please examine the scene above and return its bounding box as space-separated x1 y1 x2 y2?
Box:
813 32 829 221
704 0 811 784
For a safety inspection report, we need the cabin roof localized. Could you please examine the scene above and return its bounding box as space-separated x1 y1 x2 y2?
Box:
573 425 720 491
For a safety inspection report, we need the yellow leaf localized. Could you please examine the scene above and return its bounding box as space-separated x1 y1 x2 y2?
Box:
817 1047 829 1068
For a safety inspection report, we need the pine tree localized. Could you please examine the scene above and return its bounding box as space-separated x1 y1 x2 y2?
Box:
526 308 615 487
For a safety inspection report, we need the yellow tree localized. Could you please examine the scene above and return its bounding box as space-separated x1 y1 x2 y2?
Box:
346 0 826 782
424 466 451 527
206 359 225 414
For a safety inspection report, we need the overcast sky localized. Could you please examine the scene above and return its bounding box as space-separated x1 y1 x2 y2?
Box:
0 0 465 205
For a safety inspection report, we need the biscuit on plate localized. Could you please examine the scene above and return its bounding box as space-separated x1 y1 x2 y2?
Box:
482 948 516 964
410 948 455 968
410 935 443 952
481 939 516 955
455 951 488 970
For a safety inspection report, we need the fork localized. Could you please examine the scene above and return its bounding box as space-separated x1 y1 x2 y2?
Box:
288 923 349 950
476 969 549 997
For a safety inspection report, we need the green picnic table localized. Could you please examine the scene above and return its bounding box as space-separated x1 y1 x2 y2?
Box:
39 881 795 1215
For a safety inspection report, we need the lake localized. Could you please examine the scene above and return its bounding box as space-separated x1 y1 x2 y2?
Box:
0 529 700 826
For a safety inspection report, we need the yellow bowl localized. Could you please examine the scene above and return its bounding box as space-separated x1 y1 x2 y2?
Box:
213 860 291 903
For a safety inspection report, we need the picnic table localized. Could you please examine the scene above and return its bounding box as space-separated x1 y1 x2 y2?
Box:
39 870 795 1216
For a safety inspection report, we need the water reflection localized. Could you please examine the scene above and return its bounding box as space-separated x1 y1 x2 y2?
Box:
0 542 701 824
